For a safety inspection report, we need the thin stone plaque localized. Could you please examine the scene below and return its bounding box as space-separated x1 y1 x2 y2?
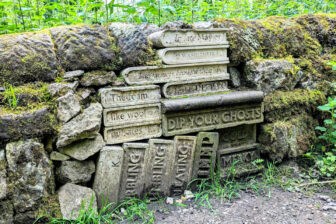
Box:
121 62 229 85
104 122 162 144
99 85 160 108
103 103 161 127
145 139 175 198
119 143 149 200
157 45 229 65
170 136 196 196
192 132 219 180
149 29 229 47
219 124 256 149
163 78 229 98
93 146 124 209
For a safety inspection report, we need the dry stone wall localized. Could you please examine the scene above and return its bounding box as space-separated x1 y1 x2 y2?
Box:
0 14 335 223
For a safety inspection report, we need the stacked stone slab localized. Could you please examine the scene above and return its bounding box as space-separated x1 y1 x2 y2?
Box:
95 28 264 209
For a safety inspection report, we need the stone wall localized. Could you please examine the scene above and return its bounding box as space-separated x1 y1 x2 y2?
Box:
0 14 335 223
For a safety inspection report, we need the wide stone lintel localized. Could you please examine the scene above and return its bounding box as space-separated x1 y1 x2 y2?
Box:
121 62 229 85
104 122 162 145
145 139 175 198
119 143 149 201
157 46 229 65
103 103 161 127
163 78 229 98
93 146 124 209
99 85 161 108
149 29 229 48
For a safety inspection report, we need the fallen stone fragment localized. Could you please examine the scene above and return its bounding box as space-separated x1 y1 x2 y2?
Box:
184 190 195 200
166 197 174 205
50 151 70 161
56 91 81 123
56 160 95 184
58 183 97 220
48 82 79 97
60 134 105 161
80 71 117 87
56 103 102 148
63 70 84 81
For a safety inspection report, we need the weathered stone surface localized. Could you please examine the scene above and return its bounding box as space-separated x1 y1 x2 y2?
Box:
0 31 59 85
77 88 95 104
56 103 102 148
80 70 117 87
50 24 120 71
58 183 97 220
63 70 84 81
161 21 192 30
163 78 229 98
162 92 264 136
122 62 229 85
157 46 229 65
171 136 196 196
93 146 124 209
119 143 149 200
145 139 175 198
56 160 95 184
50 151 70 161
219 124 256 149
109 22 159 68
56 91 81 123
0 200 14 224
0 108 56 145
48 82 79 97
229 67 241 87
5 139 53 217
193 21 214 29
244 59 301 95
192 132 219 180
103 103 161 127
149 29 228 47
100 85 160 108
0 150 6 200
59 134 105 161
104 123 162 145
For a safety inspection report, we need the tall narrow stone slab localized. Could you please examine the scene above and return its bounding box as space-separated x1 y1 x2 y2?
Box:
103 104 161 127
100 85 160 108
93 146 124 209
149 29 229 47
121 62 229 85
104 122 162 144
145 139 175 198
119 143 149 201
192 132 219 180
157 45 229 65
170 136 196 196
163 78 229 98
219 124 256 149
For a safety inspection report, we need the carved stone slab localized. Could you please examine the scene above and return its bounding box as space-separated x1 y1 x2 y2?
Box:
104 122 162 144
219 124 256 149
157 46 229 65
149 29 229 47
103 103 161 127
93 146 124 209
163 78 229 98
121 62 229 85
119 143 149 200
192 132 219 180
100 85 160 108
170 136 196 196
145 139 175 198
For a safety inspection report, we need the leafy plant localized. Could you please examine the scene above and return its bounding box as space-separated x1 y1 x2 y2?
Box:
3 83 18 109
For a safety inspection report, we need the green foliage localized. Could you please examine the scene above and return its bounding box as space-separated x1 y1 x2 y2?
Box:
1 0 336 34
327 61 336 71
3 83 18 109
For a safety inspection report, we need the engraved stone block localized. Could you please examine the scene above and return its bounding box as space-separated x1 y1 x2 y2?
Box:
93 146 124 209
100 85 160 108
157 46 229 65
219 124 256 149
104 122 162 145
103 103 161 127
170 136 196 196
192 132 219 180
149 29 229 47
163 78 229 98
119 143 149 200
162 91 264 136
121 62 229 85
145 139 175 198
